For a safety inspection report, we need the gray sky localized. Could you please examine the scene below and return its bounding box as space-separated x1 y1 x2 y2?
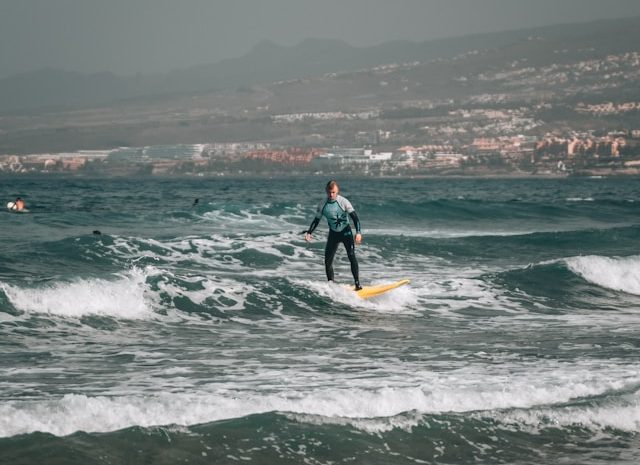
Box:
2 0 640 78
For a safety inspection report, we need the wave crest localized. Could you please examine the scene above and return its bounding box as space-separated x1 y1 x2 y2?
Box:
0 268 152 319
566 255 640 295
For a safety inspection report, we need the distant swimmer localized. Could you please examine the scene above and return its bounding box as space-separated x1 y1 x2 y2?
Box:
305 180 363 290
7 197 26 212
193 198 199 206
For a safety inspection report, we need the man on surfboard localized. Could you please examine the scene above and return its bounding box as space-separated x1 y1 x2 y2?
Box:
305 180 363 290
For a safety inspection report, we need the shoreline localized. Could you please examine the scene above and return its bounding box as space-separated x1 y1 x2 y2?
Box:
0 170 636 181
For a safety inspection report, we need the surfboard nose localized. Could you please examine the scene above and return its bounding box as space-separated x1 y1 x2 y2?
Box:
355 279 410 299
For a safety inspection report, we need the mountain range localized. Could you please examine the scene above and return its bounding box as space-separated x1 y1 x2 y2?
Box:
2 15 639 113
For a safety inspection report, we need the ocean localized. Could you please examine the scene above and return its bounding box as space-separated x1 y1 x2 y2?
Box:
1 175 640 465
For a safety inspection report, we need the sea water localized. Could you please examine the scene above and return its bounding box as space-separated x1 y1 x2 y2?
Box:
1 176 640 464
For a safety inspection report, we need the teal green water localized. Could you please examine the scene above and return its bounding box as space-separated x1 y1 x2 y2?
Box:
1 176 640 464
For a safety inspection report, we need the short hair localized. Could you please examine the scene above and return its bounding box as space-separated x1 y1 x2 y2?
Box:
325 180 339 191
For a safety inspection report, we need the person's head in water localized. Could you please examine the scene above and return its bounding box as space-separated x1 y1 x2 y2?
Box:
325 180 339 201
14 197 25 211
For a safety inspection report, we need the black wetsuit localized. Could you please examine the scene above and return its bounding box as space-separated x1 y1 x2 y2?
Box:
307 195 362 288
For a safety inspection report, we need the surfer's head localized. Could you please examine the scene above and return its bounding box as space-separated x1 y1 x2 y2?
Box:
325 180 339 201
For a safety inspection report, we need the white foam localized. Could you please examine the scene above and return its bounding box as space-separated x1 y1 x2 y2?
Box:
110 232 311 273
366 227 541 239
155 274 249 312
299 279 418 313
0 268 153 319
2 369 639 437
284 410 425 434
494 396 640 433
566 255 640 295
201 207 303 234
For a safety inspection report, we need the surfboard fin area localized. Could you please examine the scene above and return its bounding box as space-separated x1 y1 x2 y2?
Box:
353 279 410 299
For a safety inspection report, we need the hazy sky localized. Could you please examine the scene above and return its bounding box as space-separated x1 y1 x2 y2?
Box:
2 0 640 78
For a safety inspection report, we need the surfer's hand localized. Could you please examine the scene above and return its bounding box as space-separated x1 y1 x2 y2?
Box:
304 233 312 242
355 233 362 245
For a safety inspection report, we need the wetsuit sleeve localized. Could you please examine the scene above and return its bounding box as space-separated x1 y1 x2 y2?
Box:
349 211 361 233
307 217 320 234
306 200 324 234
338 196 361 233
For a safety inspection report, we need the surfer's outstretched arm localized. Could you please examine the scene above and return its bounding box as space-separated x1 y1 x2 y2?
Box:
305 217 320 242
305 201 325 242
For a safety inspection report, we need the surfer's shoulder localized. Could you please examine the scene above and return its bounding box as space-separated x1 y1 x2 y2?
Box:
336 195 354 212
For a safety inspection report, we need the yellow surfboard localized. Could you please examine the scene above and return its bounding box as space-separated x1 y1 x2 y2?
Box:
353 279 410 299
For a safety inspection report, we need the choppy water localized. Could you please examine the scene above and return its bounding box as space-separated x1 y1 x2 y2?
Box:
1 175 640 465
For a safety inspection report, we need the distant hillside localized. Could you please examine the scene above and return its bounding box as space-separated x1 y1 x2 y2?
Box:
1 15 639 113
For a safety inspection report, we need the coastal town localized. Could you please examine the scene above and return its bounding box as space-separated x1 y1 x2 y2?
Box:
1 127 639 177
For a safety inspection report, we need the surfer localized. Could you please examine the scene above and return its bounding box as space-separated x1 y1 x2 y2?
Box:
8 197 25 212
305 180 363 290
